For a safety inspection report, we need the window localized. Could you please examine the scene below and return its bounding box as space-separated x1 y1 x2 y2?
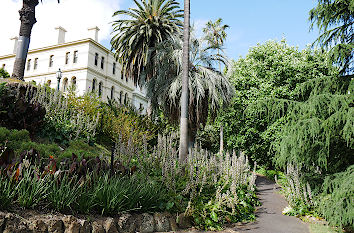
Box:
71 77 77 90
110 86 114 99
101 57 104 69
27 59 31 71
65 52 70 64
124 93 128 105
94 53 98 66
98 82 103 96
126 76 128 82
34 58 38 70
46 80 52 87
62 78 68 92
92 79 96 92
49 55 54 67
113 62 116 75
73 51 78 63
119 91 123 104
1 64 5 69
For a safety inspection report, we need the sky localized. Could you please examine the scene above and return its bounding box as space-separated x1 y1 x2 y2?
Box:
0 0 321 60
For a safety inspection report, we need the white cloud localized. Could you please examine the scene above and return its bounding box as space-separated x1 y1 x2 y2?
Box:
0 0 122 55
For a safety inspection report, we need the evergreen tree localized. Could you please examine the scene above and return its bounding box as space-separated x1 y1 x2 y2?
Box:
310 0 354 74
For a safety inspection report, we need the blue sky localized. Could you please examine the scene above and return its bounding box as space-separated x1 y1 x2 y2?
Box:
108 0 321 60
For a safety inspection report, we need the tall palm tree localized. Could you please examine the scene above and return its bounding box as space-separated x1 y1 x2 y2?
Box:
203 18 229 72
12 0 60 81
146 34 234 151
179 0 190 164
110 0 183 85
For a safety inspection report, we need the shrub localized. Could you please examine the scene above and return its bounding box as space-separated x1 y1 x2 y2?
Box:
0 83 46 135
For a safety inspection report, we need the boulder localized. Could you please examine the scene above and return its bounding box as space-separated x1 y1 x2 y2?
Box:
104 218 118 233
46 218 64 233
3 213 28 233
117 213 137 233
138 213 155 233
91 221 105 233
153 213 170 232
176 213 193 229
29 219 47 232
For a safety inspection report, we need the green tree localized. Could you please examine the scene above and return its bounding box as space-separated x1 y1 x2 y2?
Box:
110 0 183 84
203 18 229 71
310 0 354 74
12 0 60 80
146 34 233 147
0 68 10 78
219 40 339 168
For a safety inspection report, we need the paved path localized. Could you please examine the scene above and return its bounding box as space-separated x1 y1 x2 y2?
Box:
173 176 309 233
235 175 309 233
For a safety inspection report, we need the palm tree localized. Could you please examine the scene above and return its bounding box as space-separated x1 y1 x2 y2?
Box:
203 18 229 72
110 0 183 85
309 0 353 74
146 34 234 151
12 0 60 81
179 0 190 164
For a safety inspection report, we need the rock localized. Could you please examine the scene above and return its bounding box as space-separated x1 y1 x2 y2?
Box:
91 221 105 233
78 219 91 233
138 213 155 233
176 213 192 229
104 218 118 233
153 213 170 232
0 213 6 231
29 219 47 232
117 213 137 233
3 213 28 233
47 219 64 233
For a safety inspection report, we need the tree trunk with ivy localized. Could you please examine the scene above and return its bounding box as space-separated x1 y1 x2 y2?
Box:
12 0 39 80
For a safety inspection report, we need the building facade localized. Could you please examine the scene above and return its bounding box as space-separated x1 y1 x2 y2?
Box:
0 27 148 113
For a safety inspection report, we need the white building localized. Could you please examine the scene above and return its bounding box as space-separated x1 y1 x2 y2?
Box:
0 27 148 113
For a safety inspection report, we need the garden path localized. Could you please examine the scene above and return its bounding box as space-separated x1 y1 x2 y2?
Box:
172 176 309 233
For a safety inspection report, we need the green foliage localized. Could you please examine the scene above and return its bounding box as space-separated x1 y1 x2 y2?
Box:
256 167 285 181
309 0 354 74
0 176 15 209
15 168 50 209
0 68 10 78
219 40 338 168
192 185 258 230
318 165 354 229
111 0 183 84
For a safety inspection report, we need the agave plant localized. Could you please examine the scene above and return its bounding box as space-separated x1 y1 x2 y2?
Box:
146 33 234 144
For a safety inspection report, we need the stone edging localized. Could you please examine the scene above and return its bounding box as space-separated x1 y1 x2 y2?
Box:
0 211 193 233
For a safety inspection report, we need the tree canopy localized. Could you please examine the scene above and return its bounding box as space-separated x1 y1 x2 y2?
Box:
110 0 183 85
309 0 354 74
218 40 339 167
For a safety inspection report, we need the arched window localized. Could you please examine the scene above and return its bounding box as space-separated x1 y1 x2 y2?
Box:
119 91 123 104
110 86 115 99
101 57 104 69
49 55 54 67
71 77 77 90
62 78 68 92
98 82 103 96
27 59 31 71
94 53 98 66
124 93 128 105
92 79 96 92
34 58 38 70
46 80 52 87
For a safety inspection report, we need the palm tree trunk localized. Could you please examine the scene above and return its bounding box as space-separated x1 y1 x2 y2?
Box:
12 0 39 81
219 124 224 154
178 0 190 165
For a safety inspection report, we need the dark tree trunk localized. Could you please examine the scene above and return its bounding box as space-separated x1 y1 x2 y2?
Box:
178 0 190 165
12 0 39 81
